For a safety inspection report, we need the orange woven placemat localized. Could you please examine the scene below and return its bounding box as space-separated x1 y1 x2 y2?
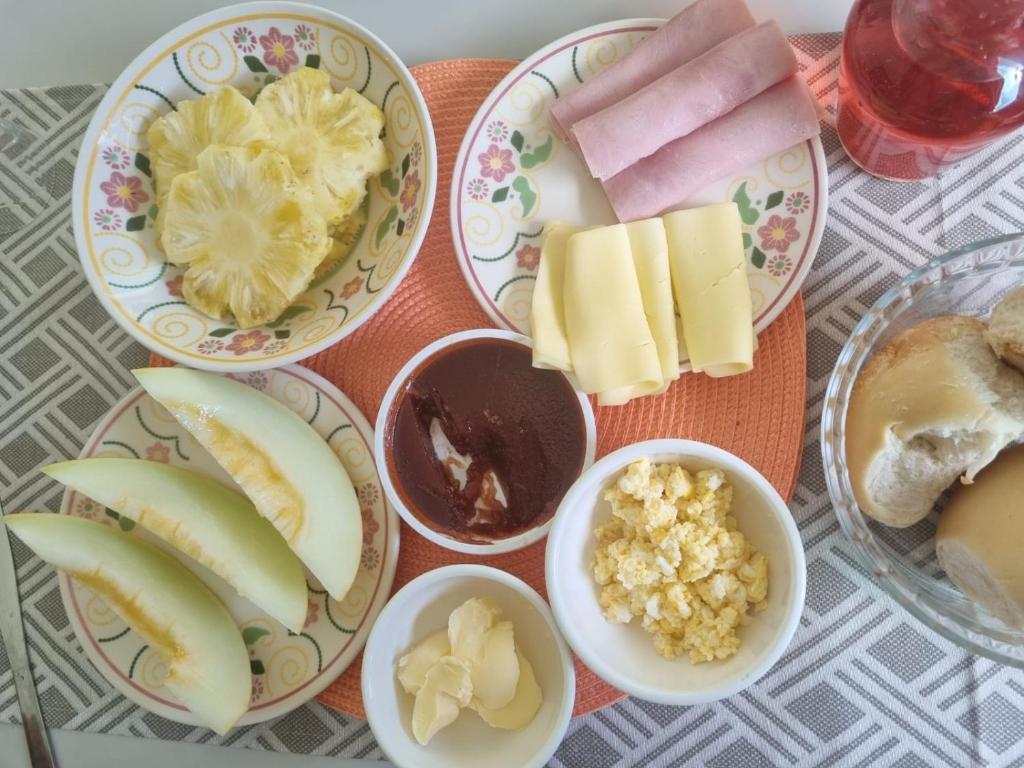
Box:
151 58 807 719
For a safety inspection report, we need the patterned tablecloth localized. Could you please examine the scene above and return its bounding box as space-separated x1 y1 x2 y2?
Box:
3 32 1024 768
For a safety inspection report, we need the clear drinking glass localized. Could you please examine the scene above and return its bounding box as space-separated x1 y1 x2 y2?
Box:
837 0 1024 180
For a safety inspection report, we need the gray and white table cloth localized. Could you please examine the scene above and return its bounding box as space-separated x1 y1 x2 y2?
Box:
3 34 1024 767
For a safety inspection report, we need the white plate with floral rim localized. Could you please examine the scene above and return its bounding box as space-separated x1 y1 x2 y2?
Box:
72 2 436 372
58 364 399 728
450 18 827 369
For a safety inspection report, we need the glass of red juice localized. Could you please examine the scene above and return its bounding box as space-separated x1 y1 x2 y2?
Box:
838 0 1024 180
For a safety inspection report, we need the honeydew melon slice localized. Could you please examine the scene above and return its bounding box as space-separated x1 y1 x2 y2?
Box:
44 458 307 632
5 513 249 734
133 367 362 600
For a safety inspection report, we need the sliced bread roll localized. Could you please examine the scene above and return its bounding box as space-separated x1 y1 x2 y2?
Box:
846 316 1024 527
937 444 1024 628
985 286 1024 373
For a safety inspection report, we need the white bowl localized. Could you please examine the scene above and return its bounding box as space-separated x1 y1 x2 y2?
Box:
71 1 436 372
361 565 575 768
545 439 806 705
374 329 596 554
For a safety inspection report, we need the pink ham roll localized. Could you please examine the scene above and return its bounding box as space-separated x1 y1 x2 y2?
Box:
548 0 755 145
574 21 798 180
602 77 820 222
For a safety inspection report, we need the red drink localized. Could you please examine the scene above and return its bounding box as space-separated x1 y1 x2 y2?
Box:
838 0 1024 180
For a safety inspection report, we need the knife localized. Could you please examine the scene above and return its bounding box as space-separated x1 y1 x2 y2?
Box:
0 502 57 768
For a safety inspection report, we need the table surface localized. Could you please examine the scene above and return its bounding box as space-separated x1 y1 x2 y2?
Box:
4 8 1024 768
0 0 853 88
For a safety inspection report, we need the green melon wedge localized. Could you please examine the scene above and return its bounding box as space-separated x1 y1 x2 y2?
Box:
5 513 250 734
133 367 362 600
44 458 307 632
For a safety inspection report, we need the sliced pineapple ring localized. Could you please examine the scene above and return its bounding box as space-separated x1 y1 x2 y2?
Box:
147 87 270 232
255 67 388 227
161 145 329 328
314 203 368 280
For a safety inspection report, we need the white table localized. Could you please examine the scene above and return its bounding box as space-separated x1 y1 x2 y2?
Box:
0 0 851 88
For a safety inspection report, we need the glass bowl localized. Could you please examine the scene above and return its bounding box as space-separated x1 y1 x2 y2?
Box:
822 233 1024 665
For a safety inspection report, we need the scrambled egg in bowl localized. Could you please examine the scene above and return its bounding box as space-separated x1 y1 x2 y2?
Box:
592 458 768 663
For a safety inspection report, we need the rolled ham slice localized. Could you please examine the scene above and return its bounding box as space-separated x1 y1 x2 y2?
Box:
548 0 755 146
602 77 820 222
574 21 798 180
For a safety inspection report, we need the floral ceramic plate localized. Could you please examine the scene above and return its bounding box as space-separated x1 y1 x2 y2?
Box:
58 365 399 728
451 19 827 369
72 2 436 372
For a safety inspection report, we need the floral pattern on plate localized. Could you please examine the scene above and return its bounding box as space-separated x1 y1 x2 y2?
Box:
450 19 827 369
59 365 399 727
75 10 433 370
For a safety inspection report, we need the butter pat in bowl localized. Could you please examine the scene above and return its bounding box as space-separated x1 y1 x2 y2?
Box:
361 565 575 768
545 439 805 705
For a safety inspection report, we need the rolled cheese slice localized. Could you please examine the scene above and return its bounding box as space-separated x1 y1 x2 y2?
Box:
574 21 798 180
530 222 580 370
664 203 754 377
625 218 679 385
563 224 663 401
602 77 820 222
548 0 755 146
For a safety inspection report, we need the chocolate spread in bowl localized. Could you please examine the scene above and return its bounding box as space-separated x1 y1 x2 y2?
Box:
386 337 587 542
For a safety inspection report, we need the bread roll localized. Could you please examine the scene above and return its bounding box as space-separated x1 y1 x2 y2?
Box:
937 444 1024 627
986 286 1024 373
846 316 1024 527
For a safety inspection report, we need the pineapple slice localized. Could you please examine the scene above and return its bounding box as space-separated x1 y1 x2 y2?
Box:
314 203 368 280
161 145 329 328
147 87 270 232
255 67 388 227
